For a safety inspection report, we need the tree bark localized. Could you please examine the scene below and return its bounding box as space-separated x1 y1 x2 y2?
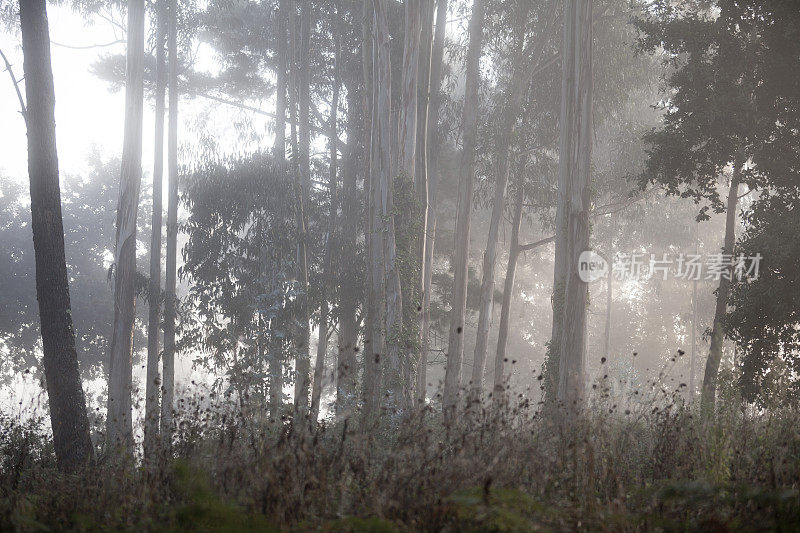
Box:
108 0 145 454
144 0 167 463
556 0 593 409
701 169 740 410
161 0 179 446
19 0 94 472
443 0 485 415
311 22 341 422
417 0 448 405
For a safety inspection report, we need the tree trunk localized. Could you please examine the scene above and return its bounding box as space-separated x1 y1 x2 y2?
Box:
19 0 94 472
443 0 485 415
396 0 421 410
417 0 448 405
371 0 403 412
336 21 362 414
362 0 382 425
274 0 288 161
292 0 312 417
108 0 145 454
144 0 167 463
311 24 341 422
471 2 529 401
161 0 179 446
556 0 593 409
492 157 526 401
701 169 740 410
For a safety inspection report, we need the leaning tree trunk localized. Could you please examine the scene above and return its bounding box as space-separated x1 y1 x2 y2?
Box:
556 0 593 409
471 2 529 401
396 0 421 410
144 0 167 463
442 0 485 415
161 0 179 447
19 0 94 472
311 25 341 422
417 0 448 405
108 0 145 454
701 168 741 410
492 157 526 401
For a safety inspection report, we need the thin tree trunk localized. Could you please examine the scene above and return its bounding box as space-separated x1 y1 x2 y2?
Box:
19 0 94 472
336 21 362 414
443 0 485 415
274 0 288 160
144 0 167 463
690 276 697 399
556 0 593 409
108 0 145 454
701 169 740 410
471 2 529 401
311 24 341 422
417 0 448 405
293 0 312 417
161 0 179 446
492 156 526 401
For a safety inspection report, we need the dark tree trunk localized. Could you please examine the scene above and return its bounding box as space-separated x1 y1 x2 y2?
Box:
161 0 179 446
144 0 167 463
701 169 741 410
19 0 94 472
108 0 145 454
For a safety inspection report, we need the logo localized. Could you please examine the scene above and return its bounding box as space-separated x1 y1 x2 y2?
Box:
578 250 608 283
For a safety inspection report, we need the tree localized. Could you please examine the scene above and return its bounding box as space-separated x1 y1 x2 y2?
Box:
442 0 485 414
18 0 94 472
108 0 145 453
144 0 167 463
555 0 593 408
162 0 179 444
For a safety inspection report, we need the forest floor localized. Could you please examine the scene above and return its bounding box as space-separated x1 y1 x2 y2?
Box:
2 394 800 531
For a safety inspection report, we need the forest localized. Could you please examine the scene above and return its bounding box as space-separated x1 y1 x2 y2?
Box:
1 0 799 530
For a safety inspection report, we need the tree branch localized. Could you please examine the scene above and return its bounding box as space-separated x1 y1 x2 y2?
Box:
0 48 26 123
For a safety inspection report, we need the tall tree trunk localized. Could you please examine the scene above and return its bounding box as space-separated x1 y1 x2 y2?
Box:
396 0 421 410
471 2 529 401
274 0 288 160
144 0 167 463
690 275 697 399
556 0 593 409
19 0 93 472
362 0 382 424
108 0 145 454
293 0 312 417
336 16 362 413
443 0 485 415
311 24 341 422
417 0 448 405
492 157 526 400
161 0 179 446
701 169 741 410
372 0 403 412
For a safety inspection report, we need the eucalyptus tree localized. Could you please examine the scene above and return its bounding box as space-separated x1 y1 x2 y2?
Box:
442 0 485 415
108 0 145 454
